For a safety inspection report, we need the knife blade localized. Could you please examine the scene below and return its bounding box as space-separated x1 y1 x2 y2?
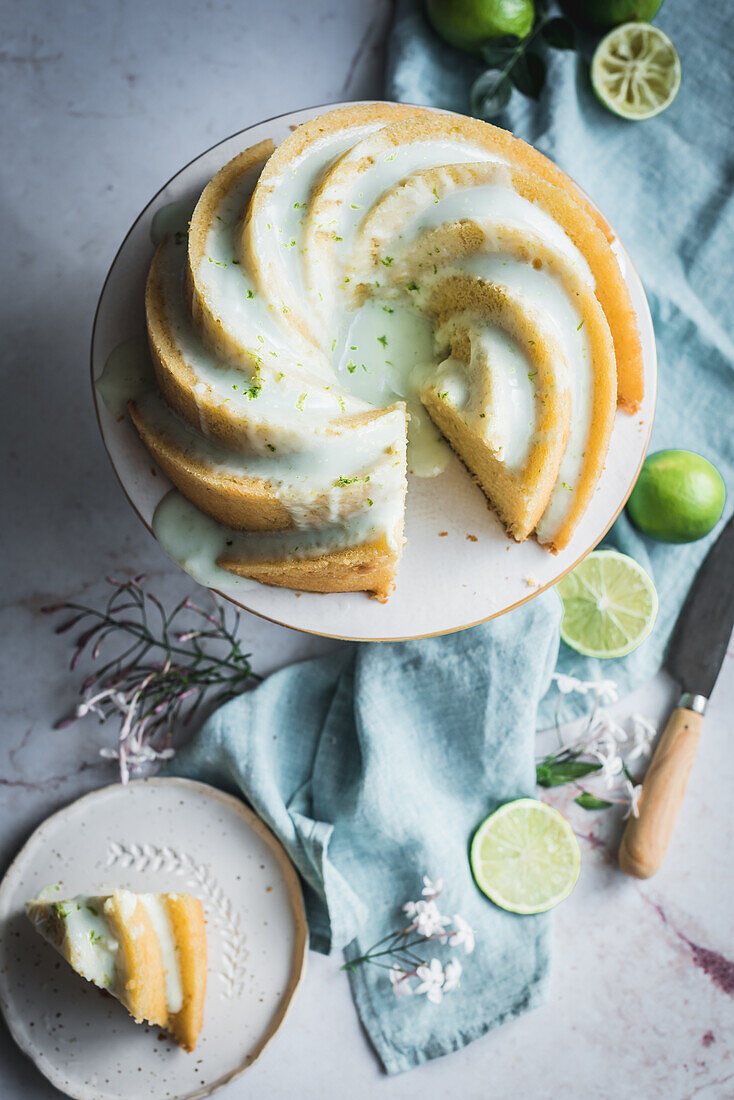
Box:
664 512 734 701
619 512 734 879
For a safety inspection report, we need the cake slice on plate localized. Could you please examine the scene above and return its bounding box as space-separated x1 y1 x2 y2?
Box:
26 886 207 1052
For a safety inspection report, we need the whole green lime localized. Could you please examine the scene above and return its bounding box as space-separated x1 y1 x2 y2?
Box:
561 0 662 28
427 0 535 55
627 450 726 543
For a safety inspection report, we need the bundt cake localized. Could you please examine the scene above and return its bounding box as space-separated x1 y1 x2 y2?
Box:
127 103 643 601
26 886 207 1051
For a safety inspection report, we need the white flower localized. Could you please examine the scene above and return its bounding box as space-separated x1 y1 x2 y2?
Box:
552 675 618 704
450 914 475 954
415 958 446 1004
421 876 443 898
594 715 628 745
626 714 657 761
410 900 452 938
593 680 619 705
389 966 412 996
442 958 463 992
402 900 418 919
585 729 615 758
622 779 643 819
553 673 587 695
591 749 624 789
99 745 175 765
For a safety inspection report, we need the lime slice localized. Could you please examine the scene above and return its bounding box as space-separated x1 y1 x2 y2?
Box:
470 798 580 914
591 23 681 120
556 549 658 658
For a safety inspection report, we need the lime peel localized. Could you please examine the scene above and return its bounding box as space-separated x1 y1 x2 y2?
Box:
591 22 681 120
470 798 580 915
626 449 726 543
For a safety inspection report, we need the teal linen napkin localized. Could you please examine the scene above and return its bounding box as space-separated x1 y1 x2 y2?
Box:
388 0 734 726
169 596 560 1074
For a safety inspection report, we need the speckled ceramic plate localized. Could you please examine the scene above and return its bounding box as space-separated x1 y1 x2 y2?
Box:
91 101 657 642
0 778 307 1100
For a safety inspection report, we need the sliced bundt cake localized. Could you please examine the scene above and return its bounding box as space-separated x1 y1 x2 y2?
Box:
121 103 643 599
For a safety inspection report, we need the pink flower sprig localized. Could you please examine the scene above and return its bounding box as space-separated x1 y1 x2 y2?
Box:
43 575 258 783
342 877 475 1002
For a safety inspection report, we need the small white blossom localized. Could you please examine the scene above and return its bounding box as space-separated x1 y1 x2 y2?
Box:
622 779 643 819
592 749 624 788
626 714 657 761
402 900 418 919
421 876 443 898
415 959 446 1004
389 966 412 996
442 958 463 992
409 900 452 938
594 715 628 745
450 914 475 954
552 674 618 704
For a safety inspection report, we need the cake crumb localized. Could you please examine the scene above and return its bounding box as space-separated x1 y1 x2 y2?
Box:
438 531 448 537
523 575 539 588
466 534 478 542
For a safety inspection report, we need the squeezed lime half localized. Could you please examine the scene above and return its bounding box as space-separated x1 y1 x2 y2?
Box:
591 22 681 119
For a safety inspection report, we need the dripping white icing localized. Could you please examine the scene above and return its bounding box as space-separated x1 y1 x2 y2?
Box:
152 488 403 588
96 337 152 419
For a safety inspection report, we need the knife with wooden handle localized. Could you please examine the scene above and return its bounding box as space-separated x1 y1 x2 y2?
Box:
619 513 734 879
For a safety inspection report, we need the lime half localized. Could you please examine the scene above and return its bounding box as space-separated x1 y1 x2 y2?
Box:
471 799 580 914
556 549 658 658
591 23 681 119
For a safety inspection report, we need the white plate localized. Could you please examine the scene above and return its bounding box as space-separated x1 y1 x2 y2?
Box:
91 101 657 642
0 778 307 1100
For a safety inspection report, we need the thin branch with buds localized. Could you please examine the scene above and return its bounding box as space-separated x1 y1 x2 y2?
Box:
43 575 259 783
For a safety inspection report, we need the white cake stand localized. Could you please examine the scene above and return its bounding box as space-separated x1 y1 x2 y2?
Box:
91 101 657 642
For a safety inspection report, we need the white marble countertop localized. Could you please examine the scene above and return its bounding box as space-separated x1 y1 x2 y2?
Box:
1 2 732 1097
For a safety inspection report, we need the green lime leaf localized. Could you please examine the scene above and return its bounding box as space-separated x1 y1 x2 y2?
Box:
574 792 613 810
471 68 512 118
480 43 518 66
542 17 576 50
536 758 602 787
479 34 521 65
510 50 546 98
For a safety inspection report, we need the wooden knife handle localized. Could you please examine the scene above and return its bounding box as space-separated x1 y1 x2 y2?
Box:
618 705 704 879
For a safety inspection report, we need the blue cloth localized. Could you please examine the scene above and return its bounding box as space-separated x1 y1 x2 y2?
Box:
388 0 734 725
169 596 560 1074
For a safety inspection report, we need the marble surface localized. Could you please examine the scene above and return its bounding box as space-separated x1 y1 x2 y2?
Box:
1 1 732 1097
